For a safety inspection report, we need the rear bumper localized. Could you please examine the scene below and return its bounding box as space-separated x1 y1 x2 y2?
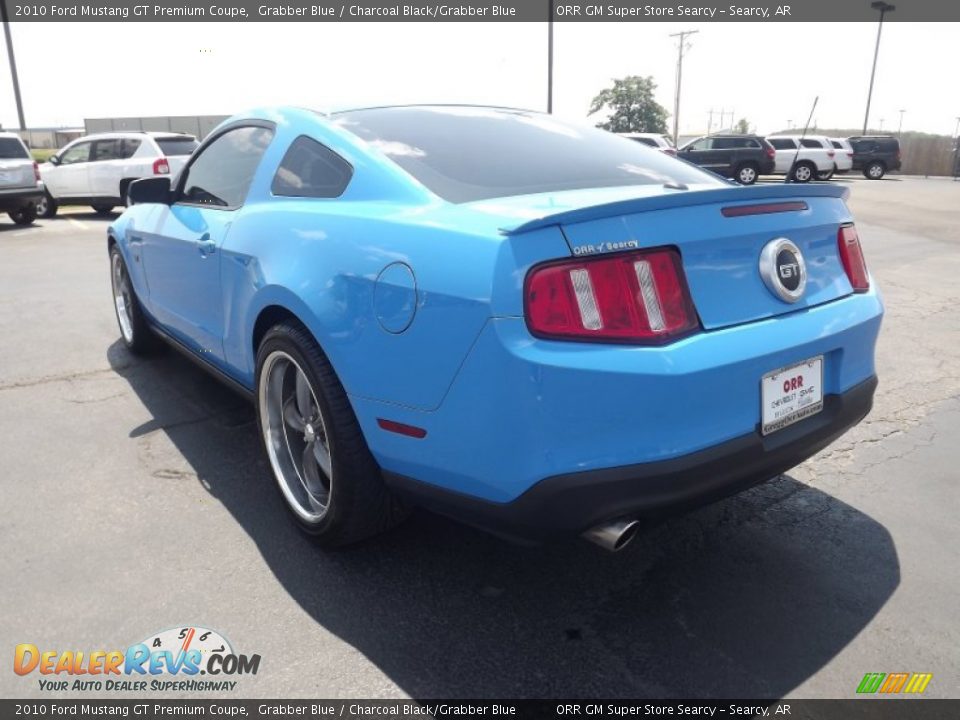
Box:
0 186 42 212
386 375 877 542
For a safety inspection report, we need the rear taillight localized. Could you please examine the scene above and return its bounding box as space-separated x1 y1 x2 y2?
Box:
838 225 869 292
32 161 40 182
152 158 170 175
664 148 677 156
765 147 775 159
827 150 835 158
847 152 854 158
524 248 699 344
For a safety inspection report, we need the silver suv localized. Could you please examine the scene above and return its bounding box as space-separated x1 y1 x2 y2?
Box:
0 132 43 226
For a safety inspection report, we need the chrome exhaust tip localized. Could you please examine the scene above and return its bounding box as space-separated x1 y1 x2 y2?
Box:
581 518 641 552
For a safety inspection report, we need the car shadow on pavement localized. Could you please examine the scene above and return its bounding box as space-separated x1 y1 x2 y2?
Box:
109 340 900 699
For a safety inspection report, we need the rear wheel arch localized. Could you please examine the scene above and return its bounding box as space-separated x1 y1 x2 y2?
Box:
253 304 302 357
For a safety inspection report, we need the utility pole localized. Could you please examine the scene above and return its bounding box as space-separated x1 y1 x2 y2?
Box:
547 0 554 113
953 116 960 180
1 1 26 130
897 108 906 137
863 1 895 135
669 29 698 147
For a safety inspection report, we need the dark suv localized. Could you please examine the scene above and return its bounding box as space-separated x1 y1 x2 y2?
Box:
677 134 776 185
847 135 901 179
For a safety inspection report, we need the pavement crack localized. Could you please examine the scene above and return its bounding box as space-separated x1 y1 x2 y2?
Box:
0 366 132 393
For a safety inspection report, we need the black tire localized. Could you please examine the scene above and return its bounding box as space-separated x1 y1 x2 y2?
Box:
735 162 759 185
36 191 58 218
92 205 115 216
8 204 37 226
864 161 886 180
791 161 816 183
817 166 835 181
109 244 158 356
255 321 408 547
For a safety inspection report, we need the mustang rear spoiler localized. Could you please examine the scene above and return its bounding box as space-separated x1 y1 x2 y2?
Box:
501 183 850 235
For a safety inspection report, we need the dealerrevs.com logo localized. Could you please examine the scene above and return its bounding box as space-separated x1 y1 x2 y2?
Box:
14 626 261 692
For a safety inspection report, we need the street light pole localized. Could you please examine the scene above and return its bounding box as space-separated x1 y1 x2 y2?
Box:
669 29 698 148
862 1 895 135
1 1 27 130
547 0 554 113
898 109 906 137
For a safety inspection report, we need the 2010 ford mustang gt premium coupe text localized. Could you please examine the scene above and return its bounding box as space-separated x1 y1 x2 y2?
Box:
108 106 882 551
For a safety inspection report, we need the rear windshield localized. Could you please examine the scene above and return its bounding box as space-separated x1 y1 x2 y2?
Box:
0 137 29 159
331 107 722 203
155 137 199 156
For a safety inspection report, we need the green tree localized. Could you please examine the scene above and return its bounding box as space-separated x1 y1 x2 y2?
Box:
734 117 751 134
588 76 669 134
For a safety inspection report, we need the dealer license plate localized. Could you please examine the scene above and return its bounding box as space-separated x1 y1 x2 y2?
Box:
761 356 824 435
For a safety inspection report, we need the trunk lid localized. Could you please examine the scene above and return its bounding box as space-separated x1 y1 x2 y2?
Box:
495 183 855 330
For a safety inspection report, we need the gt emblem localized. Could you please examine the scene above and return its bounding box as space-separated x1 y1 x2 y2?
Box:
760 237 806 303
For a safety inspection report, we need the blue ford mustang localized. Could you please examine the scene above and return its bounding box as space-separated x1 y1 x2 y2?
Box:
109 106 882 550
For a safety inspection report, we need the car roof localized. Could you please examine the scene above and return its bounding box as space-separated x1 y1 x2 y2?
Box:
324 102 540 116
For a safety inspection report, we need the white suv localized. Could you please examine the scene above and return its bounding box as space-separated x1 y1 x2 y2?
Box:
829 138 855 175
620 132 677 156
38 132 198 217
0 132 43 225
765 135 836 182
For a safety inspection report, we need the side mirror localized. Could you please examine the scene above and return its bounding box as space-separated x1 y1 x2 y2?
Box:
128 176 172 206
48 155 60 166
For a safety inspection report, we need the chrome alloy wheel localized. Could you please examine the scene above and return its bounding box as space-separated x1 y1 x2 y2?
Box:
111 252 135 343
259 351 333 522
738 166 757 184
793 164 813 182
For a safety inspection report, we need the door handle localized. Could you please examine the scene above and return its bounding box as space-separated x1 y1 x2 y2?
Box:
197 234 216 255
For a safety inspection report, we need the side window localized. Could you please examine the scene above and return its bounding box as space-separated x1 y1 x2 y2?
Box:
119 139 142 159
92 139 121 162
689 138 712 151
831 140 843 150
179 126 274 208
800 138 823 149
60 142 91 165
744 139 761 148
769 138 796 150
712 138 735 150
271 136 353 199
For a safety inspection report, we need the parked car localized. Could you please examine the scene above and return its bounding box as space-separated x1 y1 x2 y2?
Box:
0 131 43 226
620 132 677 156
847 135 901 180
676 134 775 185
109 106 882 550
38 131 199 217
829 138 855 175
766 135 836 182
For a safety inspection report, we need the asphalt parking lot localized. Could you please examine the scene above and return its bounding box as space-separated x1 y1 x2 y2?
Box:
1 176 958 700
